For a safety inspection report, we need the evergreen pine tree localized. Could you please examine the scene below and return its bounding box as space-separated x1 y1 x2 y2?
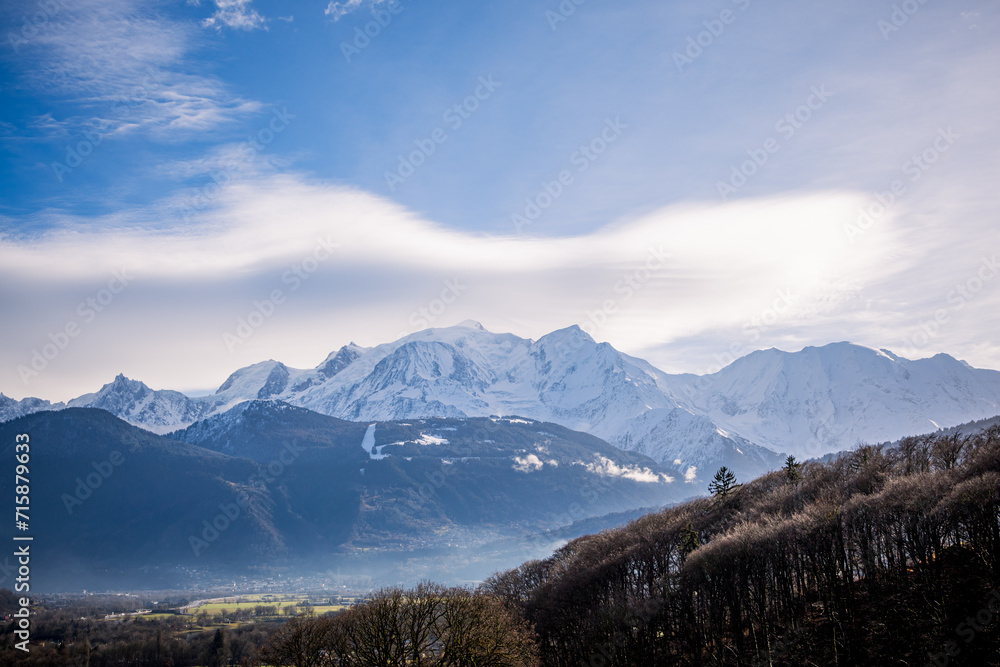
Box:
783 455 801 482
708 466 738 497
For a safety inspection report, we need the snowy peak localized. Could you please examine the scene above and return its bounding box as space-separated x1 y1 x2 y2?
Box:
681 341 1000 457
317 344 366 379
372 340 497 388
396 322 518 350
536 324 595 350
256 363 291 399
216 360 287 395
65 374 208 434
0 394 60 423
68 373 154 407
529 326 604 386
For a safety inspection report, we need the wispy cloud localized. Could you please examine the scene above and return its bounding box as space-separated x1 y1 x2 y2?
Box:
325 0 389 21
26 114 71 137
154 142 287 180
199 0 267 32
0 174 884 286
0 169 925 398
10 0 260 140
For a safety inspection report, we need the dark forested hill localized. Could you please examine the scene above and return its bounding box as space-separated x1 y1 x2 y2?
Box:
0 403 685 591
486 425 1000 666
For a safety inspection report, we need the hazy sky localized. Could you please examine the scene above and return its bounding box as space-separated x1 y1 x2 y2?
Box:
1 0 998 401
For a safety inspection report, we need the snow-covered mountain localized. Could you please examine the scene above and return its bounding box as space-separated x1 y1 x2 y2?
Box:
664 343 1000 458
0 393 62 423
260 322 780 478
4 322 1000 482
64 374 212 434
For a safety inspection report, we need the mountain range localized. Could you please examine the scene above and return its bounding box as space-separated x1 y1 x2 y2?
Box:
4 321 1000 482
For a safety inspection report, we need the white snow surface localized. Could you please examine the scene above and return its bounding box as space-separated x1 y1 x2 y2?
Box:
361 424 388 460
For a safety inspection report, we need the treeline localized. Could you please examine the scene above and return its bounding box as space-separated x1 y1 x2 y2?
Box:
1 585 538 666
261 583 538 666
484 427 1000 665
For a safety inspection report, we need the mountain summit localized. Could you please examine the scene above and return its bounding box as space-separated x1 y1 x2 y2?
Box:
4 324 1000 481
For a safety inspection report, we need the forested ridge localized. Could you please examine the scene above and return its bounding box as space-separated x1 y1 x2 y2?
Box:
484 427 1000 666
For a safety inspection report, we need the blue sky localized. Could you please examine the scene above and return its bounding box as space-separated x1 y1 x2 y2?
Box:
1 0 999 400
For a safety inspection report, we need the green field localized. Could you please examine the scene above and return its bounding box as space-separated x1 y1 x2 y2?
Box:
184 594 353 617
